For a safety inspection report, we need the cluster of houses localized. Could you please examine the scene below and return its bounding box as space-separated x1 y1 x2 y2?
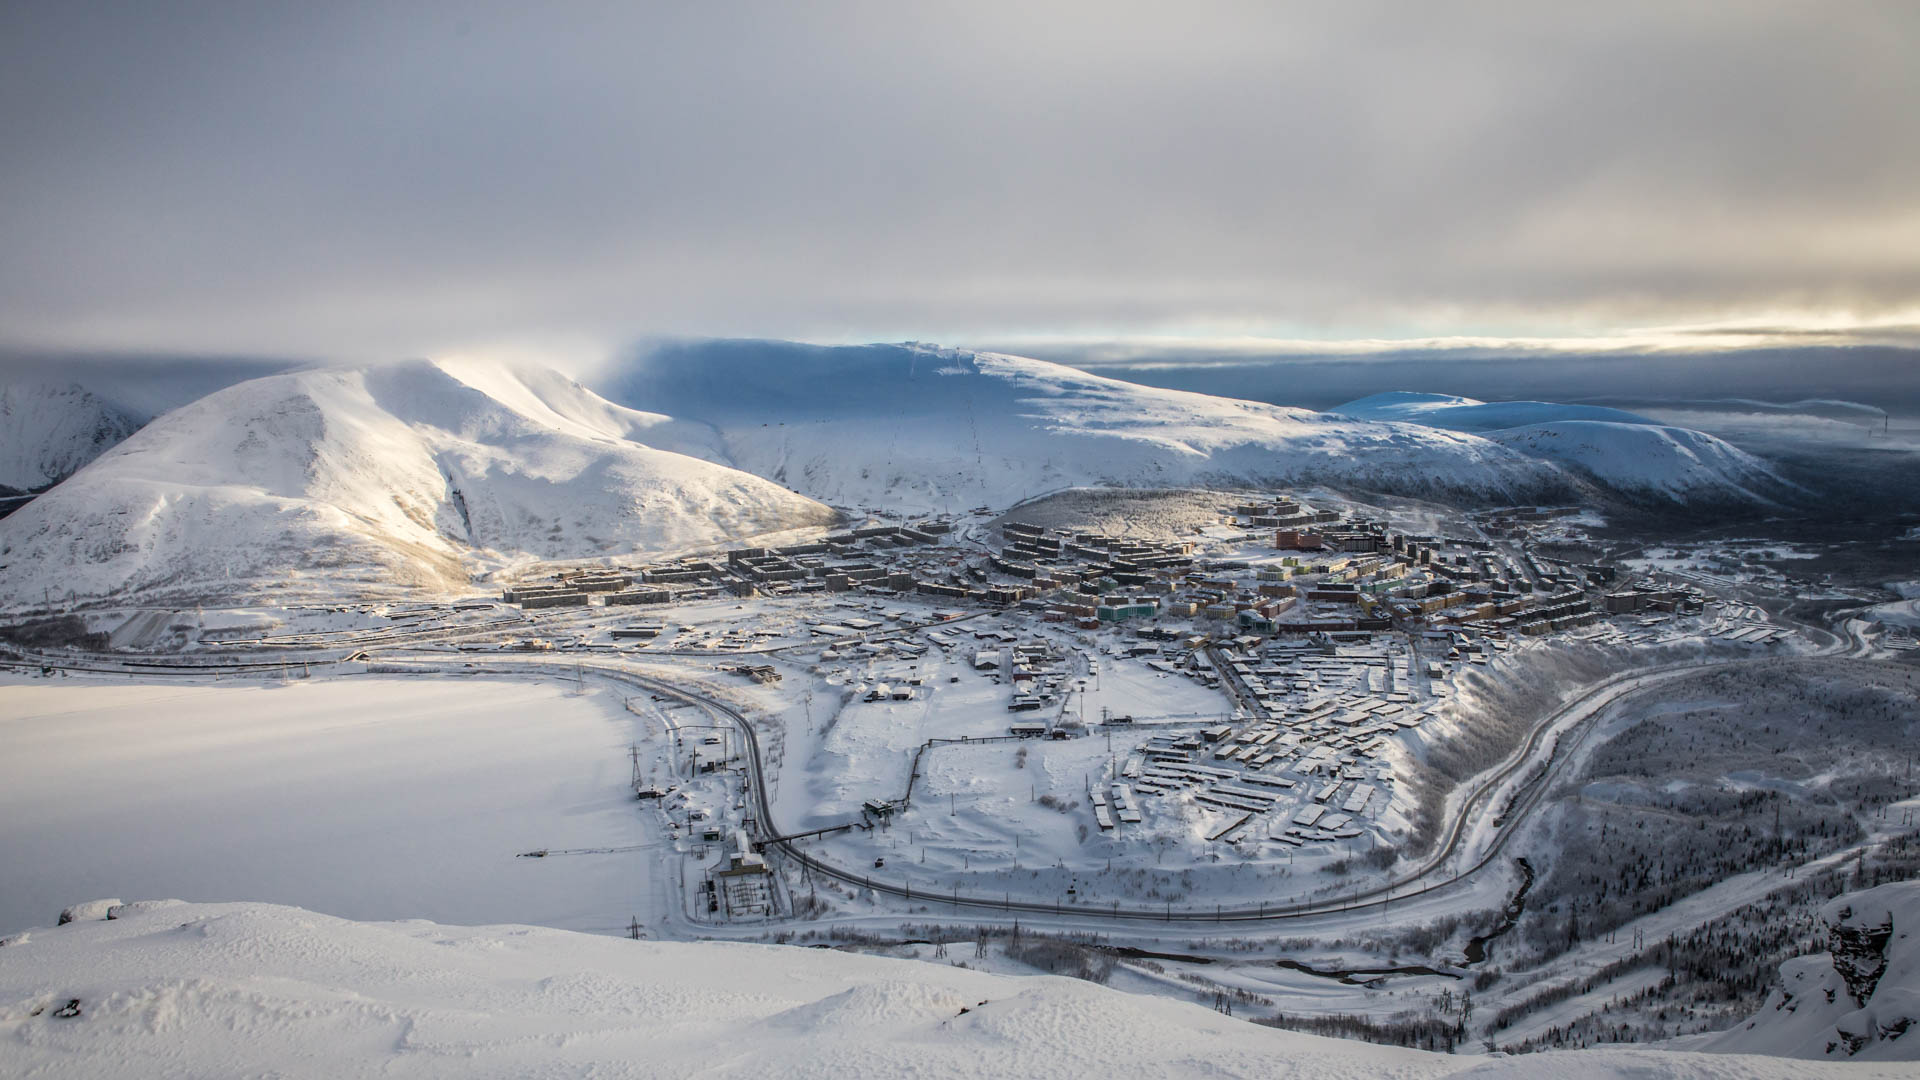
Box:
499 522 957 610
1100 699 1393 849
496 495 1715 680
967 637 1074 714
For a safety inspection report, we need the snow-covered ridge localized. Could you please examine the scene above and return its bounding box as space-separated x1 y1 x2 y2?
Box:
1331 391 1783 501
597 342 1577 512
0 356 302 493
0 898 1892 1079
0 380 143 492
0 359 834 605
1330 392 1661 432
1484 422 1782 501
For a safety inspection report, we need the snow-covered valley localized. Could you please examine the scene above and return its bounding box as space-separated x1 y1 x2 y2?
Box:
0 345 1914 1077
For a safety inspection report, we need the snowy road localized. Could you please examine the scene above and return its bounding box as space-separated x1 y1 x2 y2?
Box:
7 608 1880 941
448 651 1807 929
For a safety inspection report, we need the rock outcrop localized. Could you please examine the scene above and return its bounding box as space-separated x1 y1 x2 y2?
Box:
1688 879 1918 1061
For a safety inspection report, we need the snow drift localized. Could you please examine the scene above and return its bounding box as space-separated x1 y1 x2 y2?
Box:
597 341 1577 512
0 359 834 605
0 898 1896 1079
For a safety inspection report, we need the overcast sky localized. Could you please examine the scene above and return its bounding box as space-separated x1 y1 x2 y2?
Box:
2 2 1917 366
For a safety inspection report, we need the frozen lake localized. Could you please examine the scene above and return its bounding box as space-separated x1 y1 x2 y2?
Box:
0 673 655 937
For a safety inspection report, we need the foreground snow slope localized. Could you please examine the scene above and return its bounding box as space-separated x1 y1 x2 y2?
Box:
0 359 833 605
599 341 1574 512
2 900 1901 1080
0 380 142 492
1685 880 1920 1062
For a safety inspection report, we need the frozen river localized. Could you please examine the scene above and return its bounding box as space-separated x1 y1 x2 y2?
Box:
0 673 654 937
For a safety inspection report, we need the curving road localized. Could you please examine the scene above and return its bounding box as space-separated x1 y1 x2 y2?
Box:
7 620 1878 927
471 651 1786 924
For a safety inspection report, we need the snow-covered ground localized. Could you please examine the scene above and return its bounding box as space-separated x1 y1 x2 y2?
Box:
0 674 658 937
3 897 1905 1079
1483 422 1782 501
1865 582 1920 630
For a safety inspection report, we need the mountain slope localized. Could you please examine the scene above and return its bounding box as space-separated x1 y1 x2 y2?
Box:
1330 391 1783 502
0 380 144 492
1483 421 1783 502
597 342 1576 512
1683 880 1919 1062
0 360 834 605
1331 392 1661 431
0 899 1884 1080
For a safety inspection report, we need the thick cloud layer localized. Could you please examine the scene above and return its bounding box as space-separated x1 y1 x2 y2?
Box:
1 3 1916 358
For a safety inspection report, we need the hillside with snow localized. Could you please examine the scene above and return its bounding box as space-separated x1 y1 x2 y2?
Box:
1684 880 1920 1062
0 359 834 606
1331 392 1661 432
596 342 1580 513
0 898 1899 1080
1484 422 1784 502
0 380 143 493
0 356 301 496
1330 392 1784 502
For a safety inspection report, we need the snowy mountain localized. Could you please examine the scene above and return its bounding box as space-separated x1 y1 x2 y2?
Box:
0 355 300 496
0 898 1887 1080
0 359 834 606
1685 880 1920 1063
595 341 1578 512
0 380 143 493
1483 422 1784 502
1330 392 1784 502
1330 392 1661 432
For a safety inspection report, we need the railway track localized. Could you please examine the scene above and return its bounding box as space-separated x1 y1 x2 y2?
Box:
10 635 1860 927
462 653 1767 924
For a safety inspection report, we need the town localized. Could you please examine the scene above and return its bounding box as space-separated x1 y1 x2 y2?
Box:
419 490 1787 925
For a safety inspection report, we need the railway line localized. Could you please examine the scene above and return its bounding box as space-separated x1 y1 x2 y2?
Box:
5 617 1873 929
458 651 1781 924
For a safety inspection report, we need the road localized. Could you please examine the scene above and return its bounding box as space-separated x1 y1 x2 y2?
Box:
447 650 1792 925
6 611 1880 929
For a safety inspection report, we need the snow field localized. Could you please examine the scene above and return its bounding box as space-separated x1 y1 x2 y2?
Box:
0 674 658 937
3 898 1905 1079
